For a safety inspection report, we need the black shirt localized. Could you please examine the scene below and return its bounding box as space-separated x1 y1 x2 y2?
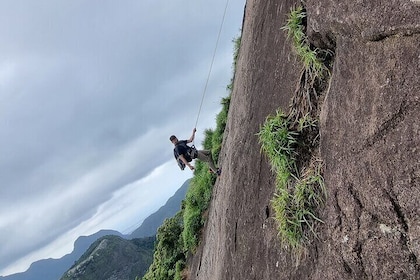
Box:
174 140 189 156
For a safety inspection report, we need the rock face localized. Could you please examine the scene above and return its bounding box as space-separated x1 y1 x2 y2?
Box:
308 0 420 279
188 0 419 279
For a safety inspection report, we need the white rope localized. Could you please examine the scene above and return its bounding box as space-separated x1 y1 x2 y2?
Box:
194 0 230 130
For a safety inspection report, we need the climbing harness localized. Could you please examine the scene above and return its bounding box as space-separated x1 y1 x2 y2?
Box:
174 142 198 170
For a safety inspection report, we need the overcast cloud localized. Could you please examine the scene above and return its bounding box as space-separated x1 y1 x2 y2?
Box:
0 0 245 276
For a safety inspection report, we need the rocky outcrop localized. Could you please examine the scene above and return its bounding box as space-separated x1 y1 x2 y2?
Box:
188 0 419 279
308 0 420 279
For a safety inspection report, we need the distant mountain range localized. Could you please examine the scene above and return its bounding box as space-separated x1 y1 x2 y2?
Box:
129 179 190 239
60 235 155 280
0 230 123 280
1 179 190 280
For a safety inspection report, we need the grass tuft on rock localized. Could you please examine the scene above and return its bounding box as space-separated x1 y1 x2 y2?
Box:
258 110 326 252
281 6 327 78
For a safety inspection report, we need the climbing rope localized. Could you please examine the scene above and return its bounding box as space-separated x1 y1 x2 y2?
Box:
193 0 231 130
121 2 231 237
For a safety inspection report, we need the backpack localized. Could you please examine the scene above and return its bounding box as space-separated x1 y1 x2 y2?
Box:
174 143 198 170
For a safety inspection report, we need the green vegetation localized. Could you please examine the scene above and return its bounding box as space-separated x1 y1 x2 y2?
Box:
142 212 184 280
142 35 241 280
256 6 332 254
258 110 326 252
281 6 327 78
257 111 297 187
231 32 242 75
183 159 215 252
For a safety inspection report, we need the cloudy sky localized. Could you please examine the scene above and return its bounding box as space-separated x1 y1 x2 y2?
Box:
0 0 245 276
